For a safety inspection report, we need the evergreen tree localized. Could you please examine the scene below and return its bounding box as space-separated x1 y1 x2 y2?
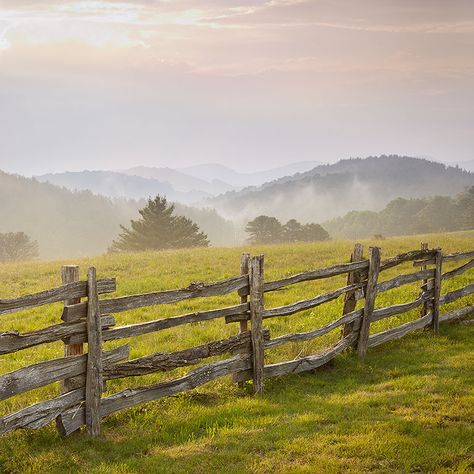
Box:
0 232 39 263
282 219 304 242
245 216 283 244
110 195 209 252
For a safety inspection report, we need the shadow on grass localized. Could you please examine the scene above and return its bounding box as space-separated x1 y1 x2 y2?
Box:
1 324 473 473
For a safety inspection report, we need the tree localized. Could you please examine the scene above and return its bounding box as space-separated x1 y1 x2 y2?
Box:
110 195 209 252
282 219 304 242
245 216 283 244
0 232 39 263
300 223 330 242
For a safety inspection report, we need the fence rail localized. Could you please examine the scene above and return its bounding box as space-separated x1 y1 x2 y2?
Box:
1 243 473 438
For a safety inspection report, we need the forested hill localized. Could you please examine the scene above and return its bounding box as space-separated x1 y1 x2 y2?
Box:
0 171 235 258
207 156 474 223
325 186 474 239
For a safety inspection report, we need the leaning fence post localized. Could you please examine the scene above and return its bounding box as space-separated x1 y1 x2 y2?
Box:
61 265 83 392
341 243 364 341
236 253 250 388
432 250 442 333
357 247 381 358
85 267 103 437
249 255 265 394
420 242 429 318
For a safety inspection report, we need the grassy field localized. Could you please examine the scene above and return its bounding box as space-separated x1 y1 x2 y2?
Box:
0 231 473 473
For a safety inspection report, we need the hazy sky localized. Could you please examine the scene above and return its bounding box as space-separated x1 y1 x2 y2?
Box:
0 0 473 175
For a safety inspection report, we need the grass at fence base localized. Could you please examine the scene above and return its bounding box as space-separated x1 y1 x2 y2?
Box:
0 231 473 472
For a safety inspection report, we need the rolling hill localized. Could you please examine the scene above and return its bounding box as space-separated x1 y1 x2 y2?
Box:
0 171 235 258
207 156 474 223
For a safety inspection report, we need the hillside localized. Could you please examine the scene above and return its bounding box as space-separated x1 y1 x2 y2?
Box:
35 170 211 204
0 171 235 258
1 233 473 472
207 156 474 223
325 187 474 239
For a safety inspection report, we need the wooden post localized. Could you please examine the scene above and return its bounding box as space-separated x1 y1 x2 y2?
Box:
357 247 381 358
249 255 265 394
420 242 429 318
236 253 250 388
85 267 103 437
341 243 364 340
61 265 83 392
432 250 442 333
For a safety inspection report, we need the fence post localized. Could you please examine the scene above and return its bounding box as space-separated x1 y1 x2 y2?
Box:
85 267 103 437
249 255 265 394
341 243 364 341
432 250 442 333
357 247 381 358
236 253 250 388
420 242 429 318
61 265 83 392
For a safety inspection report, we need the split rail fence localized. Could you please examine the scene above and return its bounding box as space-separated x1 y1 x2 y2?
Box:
1 244 473 437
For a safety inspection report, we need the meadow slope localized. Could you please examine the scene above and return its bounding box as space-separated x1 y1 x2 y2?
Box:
0 232 473 473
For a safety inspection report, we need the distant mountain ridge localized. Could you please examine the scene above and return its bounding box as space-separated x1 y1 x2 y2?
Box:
35 161 323 203
0 170 235 258
206 156 474 224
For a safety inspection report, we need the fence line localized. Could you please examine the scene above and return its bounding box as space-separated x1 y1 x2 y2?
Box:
1 243 473 437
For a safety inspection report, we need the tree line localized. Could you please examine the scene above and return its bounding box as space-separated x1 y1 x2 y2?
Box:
245 216 329 244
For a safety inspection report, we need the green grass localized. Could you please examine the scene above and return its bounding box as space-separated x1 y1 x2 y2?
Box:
1 231 473 473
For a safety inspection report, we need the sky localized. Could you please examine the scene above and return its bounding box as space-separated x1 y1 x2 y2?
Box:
0 0 473 176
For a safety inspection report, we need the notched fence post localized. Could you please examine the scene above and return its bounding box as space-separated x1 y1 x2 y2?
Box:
420 242 429 319
357 247 381 358
85 267 103 437
61 265 83 391
235 253 250 388
432 250 442 333
341 243 364 342
249 255 265 394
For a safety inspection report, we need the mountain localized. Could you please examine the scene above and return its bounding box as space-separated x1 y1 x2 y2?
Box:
35 170 210 204
0 171 235 258
453 160 474 173
179 161 323 187
121 166 235 195
206 156 474 224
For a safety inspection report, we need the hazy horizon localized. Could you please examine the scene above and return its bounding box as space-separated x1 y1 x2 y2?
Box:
1 1 473 176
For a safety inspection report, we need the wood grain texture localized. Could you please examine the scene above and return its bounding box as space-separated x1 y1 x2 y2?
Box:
414 249 474 266
432 251 442 333
265 309 363 349
376 269 433 293
263 260 369 293
63 276 249 320
440 284 474 305
357 247 381 358
0 315 115 355
420 243 429 319
61 266 83 393
236 334 357 382
249 255 265 394
102 304 249 341
58 355 253 436
0 388 86 436
342 243 365 339
261 283 363 319
379 249 436 272
368 313 432 348
105 330 269 379
0 277 115 316
0 345 129 401
441 258 474 281
439 305 474 323
85 267 102 437
371 292 433 322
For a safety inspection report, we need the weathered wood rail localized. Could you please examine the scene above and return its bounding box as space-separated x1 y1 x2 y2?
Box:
1 243 473 438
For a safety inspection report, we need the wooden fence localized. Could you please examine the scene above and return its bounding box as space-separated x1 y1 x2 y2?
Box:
1 244 473 438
